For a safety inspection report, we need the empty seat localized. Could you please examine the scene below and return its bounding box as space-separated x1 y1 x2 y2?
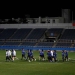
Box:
0 29 17 39
27 28 47 39
21 42 36 46
47 28 63 37
4 42 20 45
37 42 54 46
60 29 75 40
56 42 71 47
0 29 4 33
10 28 32 39
0 42 4 45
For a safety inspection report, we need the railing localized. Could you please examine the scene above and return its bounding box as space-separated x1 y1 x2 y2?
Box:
6 39 22 42
58 39 74 43
0 39 38 42
22 39 37 42
0 39 75 43
0 45 75 50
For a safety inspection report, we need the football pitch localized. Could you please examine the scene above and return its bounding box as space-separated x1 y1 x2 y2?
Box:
0 50 75 75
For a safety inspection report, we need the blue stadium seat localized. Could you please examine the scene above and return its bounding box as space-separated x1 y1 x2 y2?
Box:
60 29 75 40
0 29 17 39
10 28 32 39
56 42 72 47
37 42 54 46
4 42 20 45
21 42 36 46
26 28 47 39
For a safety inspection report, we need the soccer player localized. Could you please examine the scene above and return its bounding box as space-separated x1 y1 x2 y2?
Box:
12 49 18 61
51 50 54 62
53 50 57 62
29 50 36 61
6 50 10 61
62 50 65 62
27 49 36 62
39 49 45 61
8 49 12 60
27 49 31 61
21 48 26 60
64 50 68 61
47 50 52 62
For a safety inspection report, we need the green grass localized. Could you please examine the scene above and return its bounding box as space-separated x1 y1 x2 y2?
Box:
0 50 75 75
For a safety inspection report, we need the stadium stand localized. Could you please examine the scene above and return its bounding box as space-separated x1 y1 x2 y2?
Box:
0 9 74 50
21 42 36 46
60 29 75 40
0 41 4 45
47 28 64 37
0 29 17 39
10 28 32 39
44 28 64 42
26 28 47 39
56 42 72 47
37 42 54 47
0 29 4 33
4 42 20 45
73 43 75 47
0 28 75 49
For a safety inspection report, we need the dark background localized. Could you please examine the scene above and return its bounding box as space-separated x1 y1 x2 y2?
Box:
0 6 74 20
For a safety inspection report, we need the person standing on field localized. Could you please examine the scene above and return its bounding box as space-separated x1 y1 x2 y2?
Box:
39 49 45 61
12 49 18 61
21 48 26 60
62 50 65 62
6 50 10 61
8 50 12 60
64 50 68 61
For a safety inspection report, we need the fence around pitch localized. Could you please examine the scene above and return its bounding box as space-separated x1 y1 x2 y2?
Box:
0 45 75 50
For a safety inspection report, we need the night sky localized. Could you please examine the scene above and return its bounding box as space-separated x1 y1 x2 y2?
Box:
0 8 75 20
0 0 74 20
0 8 61 18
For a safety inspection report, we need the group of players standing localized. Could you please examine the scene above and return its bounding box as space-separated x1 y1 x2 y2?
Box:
6 49 18 62
21 49 69 62
5 48 68 62
21 49 57 62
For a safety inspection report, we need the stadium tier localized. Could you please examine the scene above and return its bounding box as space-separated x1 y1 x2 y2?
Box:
56 42 72 47
21 42 36 46
10 28 32 39
37 42 54 47
73 44 75 47
0 29 17 39
0 28 75 49
4 42 20 45
60 29 75 40
0 41 4 45
47 28 64 37
0 29 4 33
26 28 47 39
